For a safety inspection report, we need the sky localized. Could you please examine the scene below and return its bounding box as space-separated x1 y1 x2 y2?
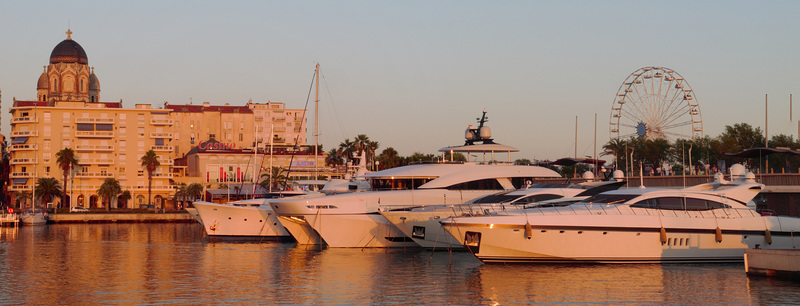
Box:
1 1 799 164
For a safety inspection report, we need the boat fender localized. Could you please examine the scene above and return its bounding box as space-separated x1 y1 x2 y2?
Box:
715 227 722 243
660 227 667 244
765 229 772 245
524 222 532 240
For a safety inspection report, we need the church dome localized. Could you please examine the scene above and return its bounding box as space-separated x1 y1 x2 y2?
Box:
37 68 49 89
49 30 88 65
89 70 100 91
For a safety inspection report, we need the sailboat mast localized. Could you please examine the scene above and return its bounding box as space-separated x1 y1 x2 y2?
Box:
314 63 319 180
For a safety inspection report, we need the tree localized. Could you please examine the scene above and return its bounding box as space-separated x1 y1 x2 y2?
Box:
174 183 188 208
55 148 78 211
326 148 344 167
97 178 122 211
119 190 132 208
35 177 62 209
376 147 400 170
260 166 288 191
140 150 161 212
514 158 532 165
13 191 31 209
187 183 204 202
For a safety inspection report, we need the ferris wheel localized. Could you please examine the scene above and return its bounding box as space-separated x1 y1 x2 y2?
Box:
609 67 703 141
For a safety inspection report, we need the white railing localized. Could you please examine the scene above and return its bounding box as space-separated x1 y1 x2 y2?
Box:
150 132 173 138
75 131 114 138
11 117 38 124
74 172 115 178
11 130 38 137
10 144 36 151
10 172 33 178
150 146 173 152
77 158 115 165
150 119 173 125
75 117 115 124
152 173 174 178
76 145 115 151
10 158 37 164
9 185 32 191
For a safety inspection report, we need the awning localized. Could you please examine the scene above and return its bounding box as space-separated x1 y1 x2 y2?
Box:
723 147 800 159
11 137 28 144
13 178 29 184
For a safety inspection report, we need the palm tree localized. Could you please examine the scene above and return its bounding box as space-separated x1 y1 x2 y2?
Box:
97 178 122 211
140 150 161 212
187 183 204 203
35 177 62 210
174 183 188 208
13 191 32 209
260 166 287 191
55 148 78 211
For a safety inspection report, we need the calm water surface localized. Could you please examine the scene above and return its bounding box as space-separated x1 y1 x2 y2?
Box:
2 223 800 304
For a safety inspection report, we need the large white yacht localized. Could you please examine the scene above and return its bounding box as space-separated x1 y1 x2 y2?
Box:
442 164 800 263
269 111 563 248
192 180 328 240
380 172 625 249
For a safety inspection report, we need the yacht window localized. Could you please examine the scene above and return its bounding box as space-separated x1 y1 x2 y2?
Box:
515 194 564 204
370 178 434 190
631 197 731 211
447 179 503 190
583 194 638 205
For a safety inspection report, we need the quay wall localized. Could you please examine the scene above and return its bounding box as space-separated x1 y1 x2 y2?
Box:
50 213 195 223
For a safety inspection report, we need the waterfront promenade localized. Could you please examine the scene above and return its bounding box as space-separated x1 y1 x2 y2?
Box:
49 212 194 223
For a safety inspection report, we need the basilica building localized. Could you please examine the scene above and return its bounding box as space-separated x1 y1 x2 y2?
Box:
9 31 173 210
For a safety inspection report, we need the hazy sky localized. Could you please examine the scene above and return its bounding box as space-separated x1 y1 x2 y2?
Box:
2 1 799 163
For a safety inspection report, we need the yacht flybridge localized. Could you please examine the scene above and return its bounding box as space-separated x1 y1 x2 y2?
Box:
269 111 562 248
442 164 800 263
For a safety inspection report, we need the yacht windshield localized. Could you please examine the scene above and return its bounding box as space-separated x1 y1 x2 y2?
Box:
370 177 435 190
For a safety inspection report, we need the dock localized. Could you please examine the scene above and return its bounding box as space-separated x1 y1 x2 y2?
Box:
50 212 196 223
744 249 800 279
1 213 20 227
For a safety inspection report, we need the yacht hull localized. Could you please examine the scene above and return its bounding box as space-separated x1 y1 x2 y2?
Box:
381 210 464 249
444 210 800 263
21 213 48 226
277 216 325 245
305 212 418 248
193 201 291 239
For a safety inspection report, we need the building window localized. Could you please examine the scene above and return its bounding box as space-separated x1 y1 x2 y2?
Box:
239 133 243 141
138 170 144 177
138 127 144 137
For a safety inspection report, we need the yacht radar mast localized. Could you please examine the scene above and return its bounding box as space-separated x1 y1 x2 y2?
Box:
464 110 494 145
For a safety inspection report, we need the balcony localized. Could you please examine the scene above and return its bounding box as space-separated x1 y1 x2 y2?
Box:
273 137 285 143
274 116 285 121
10 158 37 164
10 144 37 151
150 132 173 139
75 172 115 178
75 117 115 124
150 145 174 152
10 172 34 178
11 117 38 124
9 185 32 191
11 130 38 137
75 145 115 152
152 173 174 178
77 158 115 165
156 158 174 166
75 131 114 138
150 119 174 125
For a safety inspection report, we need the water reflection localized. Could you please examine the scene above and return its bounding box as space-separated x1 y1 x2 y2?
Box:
2 223 800 304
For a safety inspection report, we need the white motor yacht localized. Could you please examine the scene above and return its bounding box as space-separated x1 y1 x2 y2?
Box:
269 111 562 248
381 172 625 249
193 180 328 240
442 164 800 263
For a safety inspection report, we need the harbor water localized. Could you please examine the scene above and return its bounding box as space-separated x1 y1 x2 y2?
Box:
2 223 800 304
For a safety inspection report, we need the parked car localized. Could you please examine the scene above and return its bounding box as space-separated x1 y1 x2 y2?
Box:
70 206 90 213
